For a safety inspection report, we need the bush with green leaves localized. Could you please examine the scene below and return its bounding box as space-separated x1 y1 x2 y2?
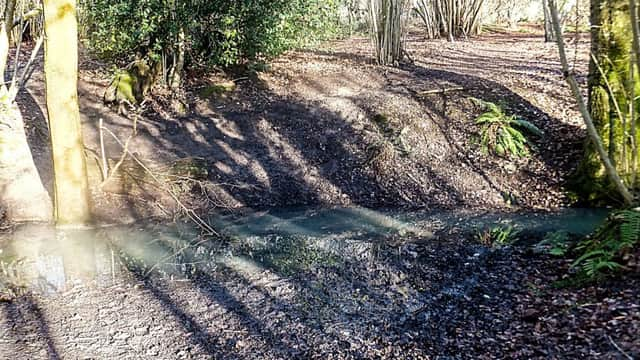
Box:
81 0 346 70
470 98 543 158
572 209 640 279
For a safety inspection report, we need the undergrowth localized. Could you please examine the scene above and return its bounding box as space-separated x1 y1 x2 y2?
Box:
572 209 640 279
476 225 520 247
538 209 640 282
470 98 543 158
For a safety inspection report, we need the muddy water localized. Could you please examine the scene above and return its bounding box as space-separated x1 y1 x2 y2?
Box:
0 207 608 295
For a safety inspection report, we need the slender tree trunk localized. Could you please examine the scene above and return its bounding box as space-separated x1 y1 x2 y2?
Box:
543 0 556 42
630 0 640 187
416 0 484 40
369 0 407 66
169 27 185 90
0 103 53 222
43 0 91 225
0 0 16 84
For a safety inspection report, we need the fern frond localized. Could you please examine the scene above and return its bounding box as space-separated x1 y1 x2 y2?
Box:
513 118 544 137
572 209 640 279
471 98 542 158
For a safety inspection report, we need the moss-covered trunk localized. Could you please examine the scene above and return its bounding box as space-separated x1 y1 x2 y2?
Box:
572 0 639 205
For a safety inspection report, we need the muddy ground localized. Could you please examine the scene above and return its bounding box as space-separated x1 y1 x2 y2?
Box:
17 30 590 223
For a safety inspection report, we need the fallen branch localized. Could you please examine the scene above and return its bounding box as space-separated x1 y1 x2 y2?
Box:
17 36 43 90
417 86 466 95
100 124 218 236
607 335 633 360
102 115 138 186
98 118 108 180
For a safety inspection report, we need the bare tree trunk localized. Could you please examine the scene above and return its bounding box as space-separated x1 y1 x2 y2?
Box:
43 0 92 225
0 0 16 84
0 103 53 222
543 0 556 42
0 0 52 223
630 0 640 187
169 27 185 90
415 0 485 41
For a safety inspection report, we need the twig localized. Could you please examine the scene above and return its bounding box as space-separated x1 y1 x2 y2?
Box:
590 53 626 131
607 335 633 360
100 124 218 236
417 86 466 95
143 236 211 277
591 53 630 173
102 115 137 185
17 35 43 89
98 118 108 180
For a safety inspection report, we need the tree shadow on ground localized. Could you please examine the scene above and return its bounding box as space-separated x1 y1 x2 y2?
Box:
14 33 585 218
116 236 342 358
295 48 583 207
0 294 61 359
16 89 53 196
85 69 465 212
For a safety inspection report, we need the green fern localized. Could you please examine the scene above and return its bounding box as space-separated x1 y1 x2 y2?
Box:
572 209 640 279
536 231 571 256
470 97 543 158
476 225 520 247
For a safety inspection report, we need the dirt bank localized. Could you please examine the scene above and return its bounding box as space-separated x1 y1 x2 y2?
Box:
18 31 589 222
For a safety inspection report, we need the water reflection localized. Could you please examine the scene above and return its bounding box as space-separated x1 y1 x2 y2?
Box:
1 226 101 293
0 224 204 295
0 207 609 295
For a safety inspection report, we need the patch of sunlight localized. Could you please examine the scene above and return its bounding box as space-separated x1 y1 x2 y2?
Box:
213 161 233 175
184 122 210 146
339 207 431 237
222 255 266 277
215 140 250 166
221 255 296 298
212 212 320 242
213 119 245 141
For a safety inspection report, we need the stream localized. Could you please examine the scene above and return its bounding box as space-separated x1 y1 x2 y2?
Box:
0 207 608 295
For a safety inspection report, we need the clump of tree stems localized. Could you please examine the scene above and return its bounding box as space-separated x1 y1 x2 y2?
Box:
368 0 409 65
414 0 484 41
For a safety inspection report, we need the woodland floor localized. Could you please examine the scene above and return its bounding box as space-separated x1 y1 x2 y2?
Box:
19 29 590 222
1 30 639 359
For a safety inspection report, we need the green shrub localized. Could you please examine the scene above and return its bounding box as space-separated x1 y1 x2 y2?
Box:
82 0 347 69
536 231 571 256
470 98 543 158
